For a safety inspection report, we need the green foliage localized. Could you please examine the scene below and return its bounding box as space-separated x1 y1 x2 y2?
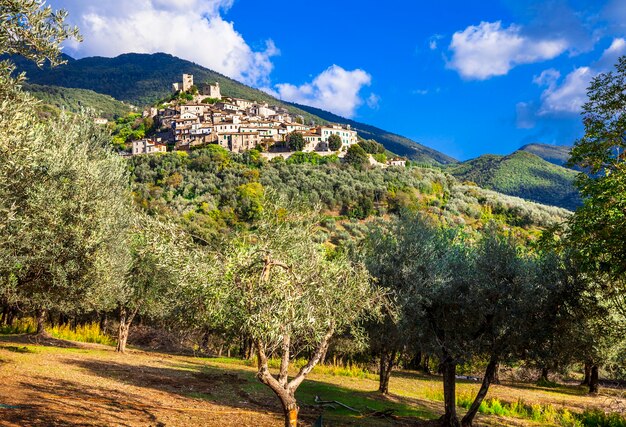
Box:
0 106 131 316
235 182 264 221
358 139 385 154
328 134 342 151
285 151 339 165
577 409 626 427
201 97 219 104
344 144 369 168
111 112 154 149
0 0 81 67
24 84 132 120
448 150 580 210
287 131 305 151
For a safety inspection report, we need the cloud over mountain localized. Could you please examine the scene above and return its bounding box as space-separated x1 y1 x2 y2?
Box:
51 0 278 87
262 65 372 118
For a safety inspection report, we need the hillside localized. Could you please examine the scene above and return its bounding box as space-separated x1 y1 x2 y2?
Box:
9 52 454 164
24 84 133 120
519 143 573 168
448 150 580 210
289 102 457 164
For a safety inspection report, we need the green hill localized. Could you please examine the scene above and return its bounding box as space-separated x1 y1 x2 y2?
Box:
448 150 580 210
24 84 133 120
288 102 457 164
9 52 455 164
519 143 573 168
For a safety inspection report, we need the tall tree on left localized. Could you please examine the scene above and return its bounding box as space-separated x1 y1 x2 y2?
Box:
0 1 130 333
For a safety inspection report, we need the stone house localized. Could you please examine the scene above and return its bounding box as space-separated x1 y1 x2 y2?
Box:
132 139 167 156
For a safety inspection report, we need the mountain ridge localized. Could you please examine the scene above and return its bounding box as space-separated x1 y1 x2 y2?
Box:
447 150 580 210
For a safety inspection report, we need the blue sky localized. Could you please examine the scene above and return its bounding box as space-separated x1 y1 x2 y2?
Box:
51 0 626 160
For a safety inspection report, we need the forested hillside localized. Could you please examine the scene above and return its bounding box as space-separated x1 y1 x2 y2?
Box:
24 84 132 119
519 143 573 168
129 146 570 244
10 52 454 163
448 150 580 210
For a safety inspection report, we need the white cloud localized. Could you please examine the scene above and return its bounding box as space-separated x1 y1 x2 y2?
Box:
265 65 372 118
537 67 592 115
535 38 626 116
447 21 568 80
50 0 278 86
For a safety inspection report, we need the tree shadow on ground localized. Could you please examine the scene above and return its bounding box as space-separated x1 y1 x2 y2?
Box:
2 376 164 427
66 357 440 426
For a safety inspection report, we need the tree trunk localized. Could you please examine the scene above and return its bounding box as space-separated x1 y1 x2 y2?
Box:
378 349 396 394
440 358 461 427
423 354 431 374
540 367 549 382
461 358 498 427
589 365 599 394
490 362 500 385
35 308 47 335
116 306 135 353
99 313 108 334
581 362 591 386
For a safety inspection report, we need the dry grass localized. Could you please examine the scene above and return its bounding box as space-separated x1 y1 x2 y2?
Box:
0 334 624 426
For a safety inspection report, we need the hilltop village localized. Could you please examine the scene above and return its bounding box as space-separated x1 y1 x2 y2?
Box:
130 74 367 159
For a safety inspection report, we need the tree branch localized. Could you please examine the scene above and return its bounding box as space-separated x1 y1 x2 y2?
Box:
288 325 334 393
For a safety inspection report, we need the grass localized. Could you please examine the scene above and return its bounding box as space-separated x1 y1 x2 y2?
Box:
0 318 114 346
209 356 377 380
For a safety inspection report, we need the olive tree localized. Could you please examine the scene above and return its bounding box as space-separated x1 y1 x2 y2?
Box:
0 0 80 67
215 203 383 427
1 112 131 334
114 214 201 353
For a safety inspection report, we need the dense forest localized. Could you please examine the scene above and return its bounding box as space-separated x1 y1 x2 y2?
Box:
24 83 133 119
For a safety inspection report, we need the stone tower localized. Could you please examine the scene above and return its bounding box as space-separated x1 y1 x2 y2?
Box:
182 74 194 92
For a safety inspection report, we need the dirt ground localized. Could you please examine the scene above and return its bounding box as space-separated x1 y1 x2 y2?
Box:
0 335 624 427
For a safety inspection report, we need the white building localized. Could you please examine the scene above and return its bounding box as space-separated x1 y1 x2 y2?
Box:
132 139 167 156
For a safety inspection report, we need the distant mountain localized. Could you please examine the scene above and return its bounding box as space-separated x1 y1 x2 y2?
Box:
519 143 573 168
10 52 455 164
287 103 457 165
448 150 580 210
24 84 132 120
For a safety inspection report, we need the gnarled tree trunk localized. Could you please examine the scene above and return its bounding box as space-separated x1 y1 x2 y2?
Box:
461 358 498 427
378 349 397 394
440 357 461 427
255 327 334 427
35 308 47 335
116 306 137 353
